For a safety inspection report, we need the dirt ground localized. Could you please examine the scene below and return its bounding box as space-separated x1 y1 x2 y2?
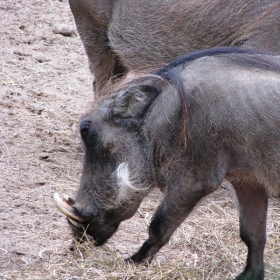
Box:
1 1 280 279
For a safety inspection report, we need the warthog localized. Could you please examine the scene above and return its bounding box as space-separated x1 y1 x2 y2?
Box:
54 47 280 280
69 0 280 92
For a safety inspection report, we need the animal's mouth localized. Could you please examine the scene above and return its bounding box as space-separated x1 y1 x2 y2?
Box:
53 192 90 229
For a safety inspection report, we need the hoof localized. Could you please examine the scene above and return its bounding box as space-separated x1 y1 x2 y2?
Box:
124 258 134 263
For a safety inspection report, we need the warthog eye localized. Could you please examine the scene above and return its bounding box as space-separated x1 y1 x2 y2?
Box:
80 120 91 140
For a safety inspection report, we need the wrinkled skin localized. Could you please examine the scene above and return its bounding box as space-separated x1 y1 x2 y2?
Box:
55 48 280 280
69 99 156 244
68 0 280 93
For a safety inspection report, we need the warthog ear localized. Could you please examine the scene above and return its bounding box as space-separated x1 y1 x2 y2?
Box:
111 84 161 118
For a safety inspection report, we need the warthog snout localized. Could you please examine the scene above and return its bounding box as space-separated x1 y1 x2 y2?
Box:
54 193 91 239
54 192 120 245
54 193 90 223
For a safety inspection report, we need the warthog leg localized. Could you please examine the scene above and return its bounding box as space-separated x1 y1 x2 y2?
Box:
232 182 268 280
126 180 216 263
69 0 127 93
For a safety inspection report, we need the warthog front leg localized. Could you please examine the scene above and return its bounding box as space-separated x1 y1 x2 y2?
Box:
232 182 268 280
127 182 215 263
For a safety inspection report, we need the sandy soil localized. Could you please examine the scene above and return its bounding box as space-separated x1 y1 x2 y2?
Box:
1 0 93 276
1 1 279 280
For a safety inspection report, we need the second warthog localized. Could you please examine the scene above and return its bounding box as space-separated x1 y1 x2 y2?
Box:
69 0 280 92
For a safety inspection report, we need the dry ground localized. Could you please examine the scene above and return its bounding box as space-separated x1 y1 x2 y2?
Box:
0 1 279 279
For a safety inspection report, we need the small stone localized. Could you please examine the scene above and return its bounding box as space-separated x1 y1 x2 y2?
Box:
28 104 44 114
15 251 25 256
13 50 30 57
52 24 77 37
33 55 50 63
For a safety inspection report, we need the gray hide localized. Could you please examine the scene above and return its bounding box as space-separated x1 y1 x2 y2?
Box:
69 0 280 92
55 48 280 280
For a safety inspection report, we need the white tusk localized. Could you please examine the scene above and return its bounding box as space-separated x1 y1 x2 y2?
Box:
53 192 87 223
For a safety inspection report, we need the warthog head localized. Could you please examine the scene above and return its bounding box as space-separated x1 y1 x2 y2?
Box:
54 81 162 245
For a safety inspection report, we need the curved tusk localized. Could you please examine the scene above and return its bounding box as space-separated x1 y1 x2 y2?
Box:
54 192 88 223
68 218 84 230
62 194 75 206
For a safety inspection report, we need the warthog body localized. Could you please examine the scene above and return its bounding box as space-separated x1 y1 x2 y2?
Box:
69 0 280 92
55 48 280 280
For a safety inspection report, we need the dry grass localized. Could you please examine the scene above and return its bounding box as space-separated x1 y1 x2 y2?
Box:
4 187 280 280
1 1 280 280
